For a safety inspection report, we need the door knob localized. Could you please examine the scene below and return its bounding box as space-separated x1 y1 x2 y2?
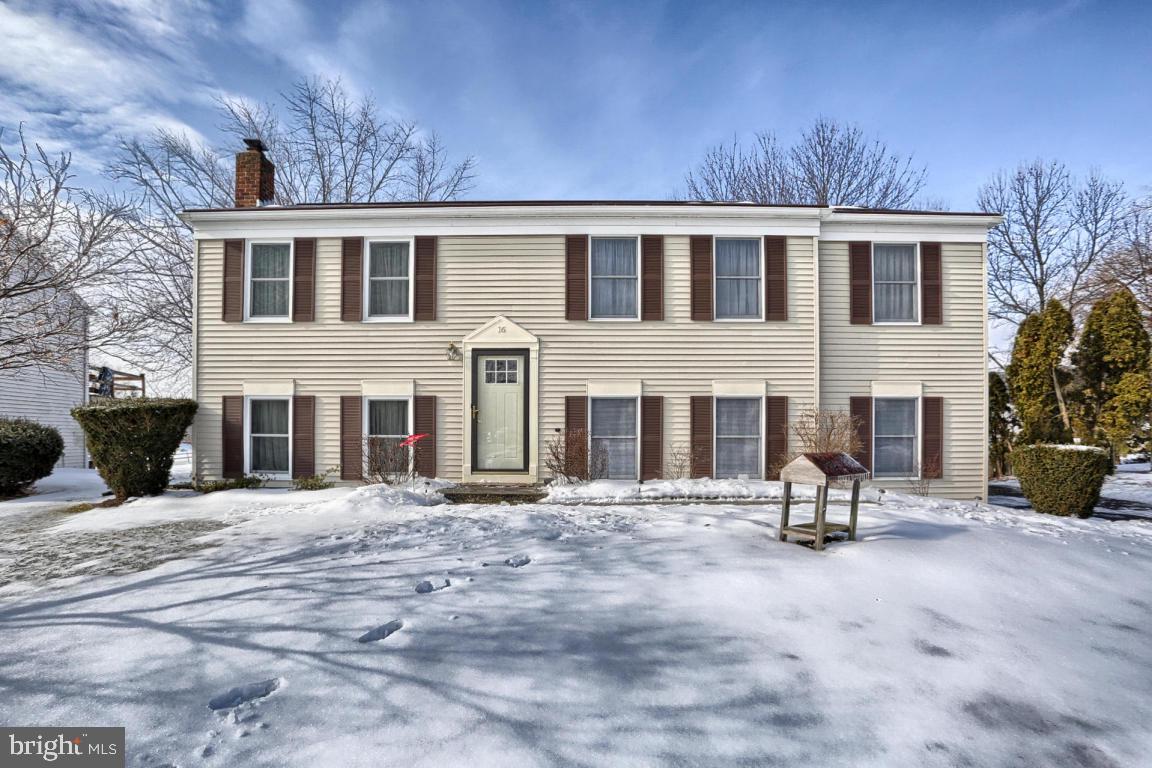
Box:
471 404 479 420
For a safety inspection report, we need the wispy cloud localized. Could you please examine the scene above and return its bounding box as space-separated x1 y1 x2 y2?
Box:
0 0 219 169
982 0 1087 41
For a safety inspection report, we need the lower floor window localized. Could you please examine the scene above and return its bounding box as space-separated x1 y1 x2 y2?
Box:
874 398 918 477
589 397 637 480
715 397 761 479
367 399 410 452
249 398 290 474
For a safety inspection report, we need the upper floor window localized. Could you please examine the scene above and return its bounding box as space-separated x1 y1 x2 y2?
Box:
589 397 638 479
589 237 638 319
715 397 761 479
873 244 918 323
874 397 918 478
248 242 291 319
367 240 412 320
715 238 761 320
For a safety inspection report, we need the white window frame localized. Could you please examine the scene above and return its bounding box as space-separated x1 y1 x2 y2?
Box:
244 240 294 322
713 237 765 322
243 395 292 480
872 396 921 480
363 395 415 474
587 396 641 480
588 236 641 322
871 242 920 325
713 396 764 480
363 237 415 322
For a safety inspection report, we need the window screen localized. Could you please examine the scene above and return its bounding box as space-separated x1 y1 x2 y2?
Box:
249 243 290 318
368 241 410 317
589 398 638 479
250 398 289 473
715 397 761 478
715 239 761 320
590 238 638 319
874 244 918 322
874 398 918 477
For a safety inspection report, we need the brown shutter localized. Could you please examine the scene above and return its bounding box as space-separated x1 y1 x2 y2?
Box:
764 395 788 480
690 236 714 321
565 235 588 320
292 395 315 478
764 236 788 321
849 241 872 325
922 396 944 479
414 236 437 321
222 395 244 478
223 239 244 322
340 395 363 480
850 396 873 472
564 396 588 478
341 238 363 321
413 395 437 478
292 238 316 322
641 235 664 321
640 395 663 481
921 242 943 325
690 395 713 478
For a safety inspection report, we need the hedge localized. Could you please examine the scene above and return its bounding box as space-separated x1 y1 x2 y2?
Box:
0 418 64 496
1011 444 1110 518
72 398 198 500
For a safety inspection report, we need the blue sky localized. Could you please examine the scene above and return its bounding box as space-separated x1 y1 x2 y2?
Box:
1 0 1149 208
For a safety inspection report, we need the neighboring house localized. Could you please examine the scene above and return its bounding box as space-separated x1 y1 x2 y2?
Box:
0 360 88 468
182 141 1000 500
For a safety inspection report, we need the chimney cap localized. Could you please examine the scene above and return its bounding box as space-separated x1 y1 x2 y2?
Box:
243 138 268 153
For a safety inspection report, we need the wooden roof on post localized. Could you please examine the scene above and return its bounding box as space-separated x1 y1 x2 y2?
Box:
779 452 869 487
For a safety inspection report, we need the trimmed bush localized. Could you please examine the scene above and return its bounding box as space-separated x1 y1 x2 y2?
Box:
0 418 64 496
72 398 198 500
1011 444 1110 518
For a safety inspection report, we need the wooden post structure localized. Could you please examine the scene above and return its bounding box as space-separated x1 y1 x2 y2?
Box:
777 452 869 551
779 481 792 541
813 484 828 552
848 479 860 541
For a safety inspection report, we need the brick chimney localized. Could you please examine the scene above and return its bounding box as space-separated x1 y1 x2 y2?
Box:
235 138 275 208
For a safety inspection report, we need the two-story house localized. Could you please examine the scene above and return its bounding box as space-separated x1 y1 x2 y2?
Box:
182 141 999 500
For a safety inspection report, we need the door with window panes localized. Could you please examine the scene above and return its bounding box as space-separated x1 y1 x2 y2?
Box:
473 352 527 471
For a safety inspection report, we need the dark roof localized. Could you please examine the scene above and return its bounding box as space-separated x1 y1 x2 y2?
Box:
801 452 869 477
182 199 998 216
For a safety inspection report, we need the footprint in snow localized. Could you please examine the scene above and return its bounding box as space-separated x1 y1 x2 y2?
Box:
207 678 282 710
358 619 404 643
415 579 450 594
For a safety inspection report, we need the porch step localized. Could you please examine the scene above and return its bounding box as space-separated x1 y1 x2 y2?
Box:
441 483 548 505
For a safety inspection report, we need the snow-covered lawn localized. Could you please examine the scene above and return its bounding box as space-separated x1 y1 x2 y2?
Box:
1 479 1150 767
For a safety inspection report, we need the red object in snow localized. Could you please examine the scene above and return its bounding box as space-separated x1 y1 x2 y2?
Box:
400 433 430 448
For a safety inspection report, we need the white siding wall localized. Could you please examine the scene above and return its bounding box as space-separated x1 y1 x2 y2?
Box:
0 363 87 467
818 241 987 499
194 236 817 481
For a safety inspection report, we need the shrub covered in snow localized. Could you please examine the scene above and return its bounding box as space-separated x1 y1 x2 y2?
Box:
0 417 64 496
1012 444 1110 517
72 398 198 500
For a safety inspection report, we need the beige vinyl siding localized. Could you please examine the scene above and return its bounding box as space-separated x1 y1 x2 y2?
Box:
195 236 817 481
819 241 987 499
0 363 87 468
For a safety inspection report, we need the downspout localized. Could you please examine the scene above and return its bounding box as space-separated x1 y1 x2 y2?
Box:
812 234 821 411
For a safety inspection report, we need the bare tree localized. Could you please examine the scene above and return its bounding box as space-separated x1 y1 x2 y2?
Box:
1082 197 1152 325
106 76 476 379
683 118 926 208
0 128 134 372
769 407 861 478
980 160 1128 327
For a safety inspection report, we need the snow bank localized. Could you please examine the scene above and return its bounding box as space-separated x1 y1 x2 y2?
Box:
0 468 108 515
545 477 882 504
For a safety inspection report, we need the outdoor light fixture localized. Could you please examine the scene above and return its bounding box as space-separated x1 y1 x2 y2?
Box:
445 342 463 362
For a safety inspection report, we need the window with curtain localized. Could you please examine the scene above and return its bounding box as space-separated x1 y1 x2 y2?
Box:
590 238 638 319
249 243 291 318
715 238 761 319
873 244 918 322
368 241 410 317
589 398 638 479
874 398 918 477
249 398 289 474
715 398 761 479
367 399 409 453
